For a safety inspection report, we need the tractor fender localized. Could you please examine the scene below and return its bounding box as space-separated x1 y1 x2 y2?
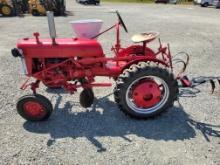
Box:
118 45 155 57
122 57 169 71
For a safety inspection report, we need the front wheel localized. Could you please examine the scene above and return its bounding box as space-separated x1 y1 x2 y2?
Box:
114 62 178 119
80 88 94 108
16 94 53 121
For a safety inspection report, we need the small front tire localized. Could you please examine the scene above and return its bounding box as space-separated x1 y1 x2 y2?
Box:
16 94 53 121
80 88 94 108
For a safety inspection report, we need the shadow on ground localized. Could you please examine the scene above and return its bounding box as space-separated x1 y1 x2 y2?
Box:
23 93 220 152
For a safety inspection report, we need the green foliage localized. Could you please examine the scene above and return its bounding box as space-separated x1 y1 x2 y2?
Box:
103 0 154 3
103 0 193 3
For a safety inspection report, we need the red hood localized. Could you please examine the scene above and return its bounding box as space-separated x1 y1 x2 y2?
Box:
17 37 104 58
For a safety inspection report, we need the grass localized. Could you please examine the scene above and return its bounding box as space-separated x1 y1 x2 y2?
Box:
103 0 154 3
103 0 193 4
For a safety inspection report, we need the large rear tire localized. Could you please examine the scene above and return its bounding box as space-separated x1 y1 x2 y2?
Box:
16 94 53 121
31 9 40 16
1 5 13 16
114 62 178 119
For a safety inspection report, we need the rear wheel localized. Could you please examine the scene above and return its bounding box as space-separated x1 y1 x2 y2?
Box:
17 94 53 121
32 9 40 16
59 6 65 15
1 5 13 16
114 62 178 119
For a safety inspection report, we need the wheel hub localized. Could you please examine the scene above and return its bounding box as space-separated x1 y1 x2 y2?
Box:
23 101 46 118
132 80 161 108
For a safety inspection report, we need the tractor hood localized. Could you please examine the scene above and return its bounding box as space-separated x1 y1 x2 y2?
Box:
17 37 104 58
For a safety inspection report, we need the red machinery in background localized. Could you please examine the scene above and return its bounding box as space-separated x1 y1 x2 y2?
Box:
12 11 180 121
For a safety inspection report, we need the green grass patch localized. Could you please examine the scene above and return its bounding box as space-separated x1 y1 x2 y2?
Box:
103 0 154 3
103 0 193 4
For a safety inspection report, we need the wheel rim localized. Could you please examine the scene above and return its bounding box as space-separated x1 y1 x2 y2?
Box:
2 6 11 15
126 76 169 114
23 101 46 118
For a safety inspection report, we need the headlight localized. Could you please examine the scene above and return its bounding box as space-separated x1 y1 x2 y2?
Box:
11 48 22 58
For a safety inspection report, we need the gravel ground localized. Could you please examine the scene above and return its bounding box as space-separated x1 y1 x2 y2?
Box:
0 1 220 164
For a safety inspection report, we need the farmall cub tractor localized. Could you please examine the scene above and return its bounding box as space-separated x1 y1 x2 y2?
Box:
12 11 179 121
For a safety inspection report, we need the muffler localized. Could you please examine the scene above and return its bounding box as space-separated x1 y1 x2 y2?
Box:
47 11 57 44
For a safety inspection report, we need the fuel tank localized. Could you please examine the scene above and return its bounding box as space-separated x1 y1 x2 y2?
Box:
17 37 104 58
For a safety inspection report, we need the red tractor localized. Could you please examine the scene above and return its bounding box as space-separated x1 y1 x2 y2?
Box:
12 11 179 121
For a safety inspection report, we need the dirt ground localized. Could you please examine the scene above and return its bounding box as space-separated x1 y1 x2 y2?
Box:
0 1 220 164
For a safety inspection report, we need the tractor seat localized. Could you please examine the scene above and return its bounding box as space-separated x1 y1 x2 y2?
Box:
131 32 159 43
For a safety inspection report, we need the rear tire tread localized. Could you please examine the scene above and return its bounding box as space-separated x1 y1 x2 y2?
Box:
114 62 178 119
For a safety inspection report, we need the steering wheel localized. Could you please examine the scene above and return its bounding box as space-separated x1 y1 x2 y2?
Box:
116 10 128 33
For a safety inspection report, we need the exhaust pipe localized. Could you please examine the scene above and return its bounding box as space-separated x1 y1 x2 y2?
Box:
47 11 57 44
